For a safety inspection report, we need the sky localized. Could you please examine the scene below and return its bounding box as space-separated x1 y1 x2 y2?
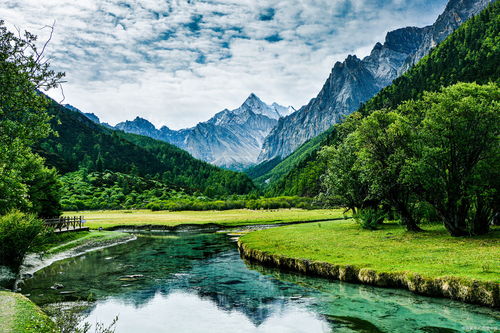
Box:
1 0 448 129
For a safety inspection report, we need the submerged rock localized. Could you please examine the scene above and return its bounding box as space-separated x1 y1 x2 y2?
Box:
50 283 64 290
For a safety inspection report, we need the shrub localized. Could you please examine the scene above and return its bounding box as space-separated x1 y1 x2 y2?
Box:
0 210 44 271
354 208 386 230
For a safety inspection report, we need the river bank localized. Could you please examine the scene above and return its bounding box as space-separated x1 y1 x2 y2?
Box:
238 220 500 308
1 230 135 333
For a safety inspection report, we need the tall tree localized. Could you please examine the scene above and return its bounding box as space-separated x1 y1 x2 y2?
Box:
0 20 64 215
354 110 421 231
405 83 499 236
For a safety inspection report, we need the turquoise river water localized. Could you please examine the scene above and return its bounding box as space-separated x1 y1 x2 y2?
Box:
19 230 499 333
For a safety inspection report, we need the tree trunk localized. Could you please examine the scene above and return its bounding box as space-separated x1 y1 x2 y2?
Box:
399 205 423 232
442 214 469 237
470 196 491 235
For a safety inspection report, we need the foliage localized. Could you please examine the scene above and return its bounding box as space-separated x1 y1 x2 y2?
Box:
146 196 317 212
353 208 386 230
37 102 255 196
403 83 500 236
261 1 500 197
318 132 369 213
59 170 315 211
321 83 499 235
0 21 64 216
354 110 421 231
59 170 175 210
0 211 44 270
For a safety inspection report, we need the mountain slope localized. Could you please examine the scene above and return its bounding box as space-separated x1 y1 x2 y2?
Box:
258 0 493 163
115 94 294 170
36 101 256 195
254 0 499 196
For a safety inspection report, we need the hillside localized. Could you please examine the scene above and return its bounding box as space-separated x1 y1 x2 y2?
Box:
36 101 256 196
255 0 499 196
257 0 493 163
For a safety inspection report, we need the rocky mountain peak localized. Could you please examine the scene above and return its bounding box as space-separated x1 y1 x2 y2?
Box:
258 0 493 163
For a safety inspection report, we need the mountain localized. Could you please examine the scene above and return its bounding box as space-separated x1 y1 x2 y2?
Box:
37 100 256 196
64 104 101 124
256 0 499 197
257 0 494 163
64 104 114 129
115 94 294 170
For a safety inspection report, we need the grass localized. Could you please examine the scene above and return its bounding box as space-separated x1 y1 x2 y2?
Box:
0 291 57 333
240 220 500 283
63 209 348 229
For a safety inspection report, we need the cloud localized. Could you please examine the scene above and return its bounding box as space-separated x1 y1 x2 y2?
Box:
1 0 448 129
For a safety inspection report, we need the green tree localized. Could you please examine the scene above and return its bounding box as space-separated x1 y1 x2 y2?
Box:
319 134 369 214
0 21 64 215
354 110 421 231
405 83 499 236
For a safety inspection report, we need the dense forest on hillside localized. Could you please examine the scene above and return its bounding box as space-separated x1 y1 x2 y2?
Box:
60 170 315 211
255 1 499 197
37 102 256 196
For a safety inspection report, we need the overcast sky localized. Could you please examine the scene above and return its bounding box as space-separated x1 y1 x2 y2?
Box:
2 0 448 129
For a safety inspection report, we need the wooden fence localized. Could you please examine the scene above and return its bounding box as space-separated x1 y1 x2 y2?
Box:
43 216 86 232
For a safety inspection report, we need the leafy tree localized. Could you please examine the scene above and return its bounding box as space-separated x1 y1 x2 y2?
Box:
319 134 369 214
354 110 421 231
0 20 64 215
404 83 499 236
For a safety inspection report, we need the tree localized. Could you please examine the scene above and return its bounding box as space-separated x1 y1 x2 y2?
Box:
405 83 499 236
354 110 421 231
319 134 369 214
0 20 64 215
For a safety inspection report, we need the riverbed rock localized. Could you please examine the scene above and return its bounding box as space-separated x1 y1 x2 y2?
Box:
50 283 64 290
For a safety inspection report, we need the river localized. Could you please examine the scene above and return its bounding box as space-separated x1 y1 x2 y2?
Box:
19 230 499 332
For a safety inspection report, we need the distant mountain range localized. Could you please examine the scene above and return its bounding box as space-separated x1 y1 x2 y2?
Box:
257 0 493 162
64 0 491 173
68 94 294 170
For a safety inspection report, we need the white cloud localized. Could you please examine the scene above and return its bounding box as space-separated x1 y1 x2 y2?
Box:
1 0 448 129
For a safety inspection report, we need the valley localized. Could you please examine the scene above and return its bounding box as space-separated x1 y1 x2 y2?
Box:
0 0 499 332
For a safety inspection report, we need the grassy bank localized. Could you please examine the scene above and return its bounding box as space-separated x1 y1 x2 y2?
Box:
0 291 57 333
239 220 499 306
63 209 347 230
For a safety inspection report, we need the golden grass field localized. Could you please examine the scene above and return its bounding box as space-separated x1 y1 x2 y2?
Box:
63 208 348 229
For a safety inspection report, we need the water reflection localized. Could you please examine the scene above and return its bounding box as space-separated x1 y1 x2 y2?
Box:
20 231 500 333
86 291 330 333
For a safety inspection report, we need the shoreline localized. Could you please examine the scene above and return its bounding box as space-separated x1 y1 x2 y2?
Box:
237 239 499 308
16 232 136 288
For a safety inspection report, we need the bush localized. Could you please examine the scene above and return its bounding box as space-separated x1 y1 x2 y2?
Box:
0 211 44 271
354 208 386 230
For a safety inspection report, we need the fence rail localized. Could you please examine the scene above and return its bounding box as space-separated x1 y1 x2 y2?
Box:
43 216 86 232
